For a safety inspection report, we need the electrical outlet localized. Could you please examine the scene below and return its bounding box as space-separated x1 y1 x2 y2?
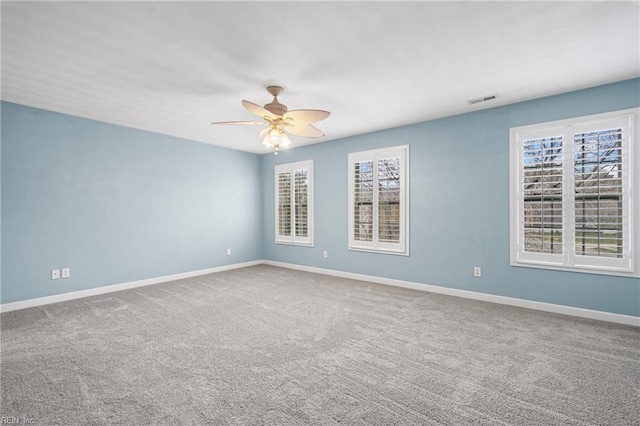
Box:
51 269 60 280
323 250 328 259
62 268 71 278
226 248 231 256
473 266 482 277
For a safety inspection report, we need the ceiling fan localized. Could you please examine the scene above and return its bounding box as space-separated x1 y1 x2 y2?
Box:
212 86 330 154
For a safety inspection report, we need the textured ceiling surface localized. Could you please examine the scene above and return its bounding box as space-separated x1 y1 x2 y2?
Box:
2 1 639 154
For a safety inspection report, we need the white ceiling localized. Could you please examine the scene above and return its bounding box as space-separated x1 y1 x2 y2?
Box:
2 1 639 154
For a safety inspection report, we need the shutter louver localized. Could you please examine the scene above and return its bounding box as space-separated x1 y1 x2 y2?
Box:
522 136 563 254
277 172 291 237
574 128 624 259
353 161 374 242
294 169 308 238
378 157 401 243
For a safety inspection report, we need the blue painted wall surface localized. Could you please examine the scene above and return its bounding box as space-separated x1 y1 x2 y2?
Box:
261 79 640 317
1 102 262 304
3 79 639 315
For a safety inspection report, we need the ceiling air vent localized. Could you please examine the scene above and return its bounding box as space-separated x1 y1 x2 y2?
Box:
467 94 498 105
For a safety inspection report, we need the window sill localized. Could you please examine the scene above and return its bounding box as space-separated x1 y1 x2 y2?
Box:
510 260 638 278
275 240 314 247
348 247 409 256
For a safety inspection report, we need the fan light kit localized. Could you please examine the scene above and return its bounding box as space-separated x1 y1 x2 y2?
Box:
212 86 330 154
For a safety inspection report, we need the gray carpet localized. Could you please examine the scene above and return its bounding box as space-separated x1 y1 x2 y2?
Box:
1 265 639 425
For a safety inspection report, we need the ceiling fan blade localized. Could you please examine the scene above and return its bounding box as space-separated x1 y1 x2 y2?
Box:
283 109 330 124
284 123 324 138
242 100 277 120
211 120 266 125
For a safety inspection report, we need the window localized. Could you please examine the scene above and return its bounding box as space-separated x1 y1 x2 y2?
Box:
510 108 639 276
275 160 313 246
348 145 409 255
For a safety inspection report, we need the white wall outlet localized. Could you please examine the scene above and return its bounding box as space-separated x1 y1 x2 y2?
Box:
62 268 71 278
226 248 232 256
323 250 328 259
473 266 482 277
51 269 60 280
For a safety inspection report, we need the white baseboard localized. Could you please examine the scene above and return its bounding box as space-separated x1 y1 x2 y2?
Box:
0 260 263 313
264 260 640 327
4 259 638 327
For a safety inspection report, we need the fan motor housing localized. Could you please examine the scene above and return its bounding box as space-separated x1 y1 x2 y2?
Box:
265 86 287 116
264 100 287 116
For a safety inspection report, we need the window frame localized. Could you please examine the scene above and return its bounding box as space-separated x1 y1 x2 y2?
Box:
274 160 314 247
348 145 409 255
509 108 639 277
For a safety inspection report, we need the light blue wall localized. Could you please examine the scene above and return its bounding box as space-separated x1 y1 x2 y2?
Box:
261 78 640 317
1 102 262 304
3 79 639 315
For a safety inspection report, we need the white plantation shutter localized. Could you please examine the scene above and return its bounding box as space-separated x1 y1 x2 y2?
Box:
294 169 309 238
277 171 292 238
522 135 564 256
275 161 313 246
573 128 624 259
510 109 638 276
353 160 374 242
349 145 409 255
378 158 402 243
